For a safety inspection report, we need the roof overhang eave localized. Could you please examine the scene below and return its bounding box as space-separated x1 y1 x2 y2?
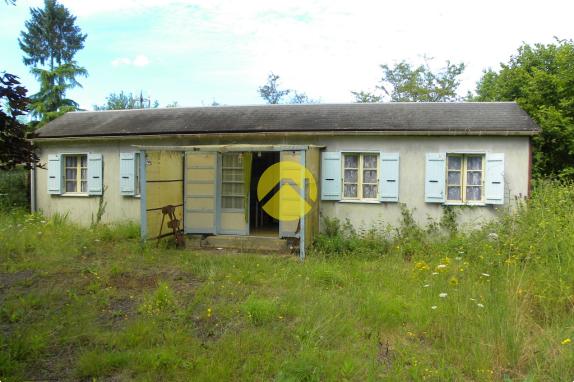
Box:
30 129 540 142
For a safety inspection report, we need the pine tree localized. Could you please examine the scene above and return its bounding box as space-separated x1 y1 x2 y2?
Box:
19 0 87 124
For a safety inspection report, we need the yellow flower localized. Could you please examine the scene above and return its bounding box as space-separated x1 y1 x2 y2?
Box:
561 338 571 345
449 276 459 286
415 261 430 271
207 308 212 318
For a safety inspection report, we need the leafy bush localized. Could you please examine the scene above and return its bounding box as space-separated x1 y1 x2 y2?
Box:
0 168 28 211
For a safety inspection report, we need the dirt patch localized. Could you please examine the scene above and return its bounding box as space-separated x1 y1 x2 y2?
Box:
98 296 138 329
107 270 201 292
0 270 37 291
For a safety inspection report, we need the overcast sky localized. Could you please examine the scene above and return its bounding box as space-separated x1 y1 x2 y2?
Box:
2 0 573 109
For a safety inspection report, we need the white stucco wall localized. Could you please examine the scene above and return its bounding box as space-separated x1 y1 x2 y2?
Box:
34 134 531 229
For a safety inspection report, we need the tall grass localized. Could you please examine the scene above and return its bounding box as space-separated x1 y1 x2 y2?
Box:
0 181 573 381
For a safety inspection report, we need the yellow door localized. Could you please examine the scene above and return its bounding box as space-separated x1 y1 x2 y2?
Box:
144 151 184 239
219 152 250 235
184 152 217 234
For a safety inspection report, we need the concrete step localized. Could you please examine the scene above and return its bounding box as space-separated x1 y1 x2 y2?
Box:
186 234 292 253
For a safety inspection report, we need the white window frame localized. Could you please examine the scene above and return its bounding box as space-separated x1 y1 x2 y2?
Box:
342 152 379 201
221 152 245 211
446 153 485 205
63 153 88 195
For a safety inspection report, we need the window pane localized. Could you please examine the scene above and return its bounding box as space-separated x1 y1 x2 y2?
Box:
466 186 482 200
66 156 77 167
223 153 243 167
222 197 233 209
66 169 77 180
66 181 76 193
363 154 377 169
81 168 87 182
447 156 462 170
363 169 377 183
447 171 460 185
467 171 482 185
447 186 461 200
344 169 358 183
344 155 359 168
223 169 243 182
81 181 87 193
363 184 377 199
467 156 482 170
80 155 87 167
223 183 244 195
344 184 357 198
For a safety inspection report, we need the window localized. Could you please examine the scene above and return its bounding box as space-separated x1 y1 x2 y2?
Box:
446 154 484 203
343 153 378 200
221 153 245 209
64 154 87 193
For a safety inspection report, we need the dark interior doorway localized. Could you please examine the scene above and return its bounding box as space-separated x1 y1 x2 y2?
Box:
250 151 280 236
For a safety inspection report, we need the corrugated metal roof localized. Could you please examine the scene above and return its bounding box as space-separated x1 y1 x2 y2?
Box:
33 102 540 138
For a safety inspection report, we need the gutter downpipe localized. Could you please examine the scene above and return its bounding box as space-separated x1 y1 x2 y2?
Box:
30 164 37 213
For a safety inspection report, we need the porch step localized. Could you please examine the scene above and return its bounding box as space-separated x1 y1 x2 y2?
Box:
186 235 292 253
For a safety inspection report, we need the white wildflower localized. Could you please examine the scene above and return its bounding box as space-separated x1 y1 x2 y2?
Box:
487 232 499 241
481 273 490 277
477 303 485 308
455 256 462 261
431 305 437 310
437 264 447 269
432 272 439 276
439 292 448 298
423 284 430 288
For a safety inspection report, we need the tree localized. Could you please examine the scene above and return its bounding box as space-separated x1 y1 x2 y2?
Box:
19 0 87 123
351 90 382 103
94 91 159 111
258 73 318 104
258 73 290 104
0 72 38 169
352 59 465 102
474 39 574 178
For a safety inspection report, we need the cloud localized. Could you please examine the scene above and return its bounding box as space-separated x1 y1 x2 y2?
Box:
111 54 150 67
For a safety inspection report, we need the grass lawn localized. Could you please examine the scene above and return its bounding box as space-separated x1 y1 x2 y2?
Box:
1 182 574 381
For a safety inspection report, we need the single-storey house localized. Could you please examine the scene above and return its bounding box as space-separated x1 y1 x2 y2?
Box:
31 102 539 255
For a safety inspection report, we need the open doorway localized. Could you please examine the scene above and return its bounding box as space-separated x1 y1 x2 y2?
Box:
250 151 280 236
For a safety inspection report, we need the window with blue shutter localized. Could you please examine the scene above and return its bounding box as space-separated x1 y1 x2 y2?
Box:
47 154 62 194
485 153 505 205
120 152 136 196
321 152 342 201
87 153 103 196
425 153 446 203
379 153 399 202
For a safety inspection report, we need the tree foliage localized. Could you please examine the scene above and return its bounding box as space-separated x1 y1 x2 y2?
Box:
0 73 38 170
94 91 160 111
353 59 465 103
474 39 574 178
19 0 87 124
258 73 318 104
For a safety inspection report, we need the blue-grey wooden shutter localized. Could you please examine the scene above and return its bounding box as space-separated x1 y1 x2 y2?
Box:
119 152 136 196
379 152 399 202
87 153 103 195
320 152 341 201
485 153 505 205
425 153 446 203
47 154 62 194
